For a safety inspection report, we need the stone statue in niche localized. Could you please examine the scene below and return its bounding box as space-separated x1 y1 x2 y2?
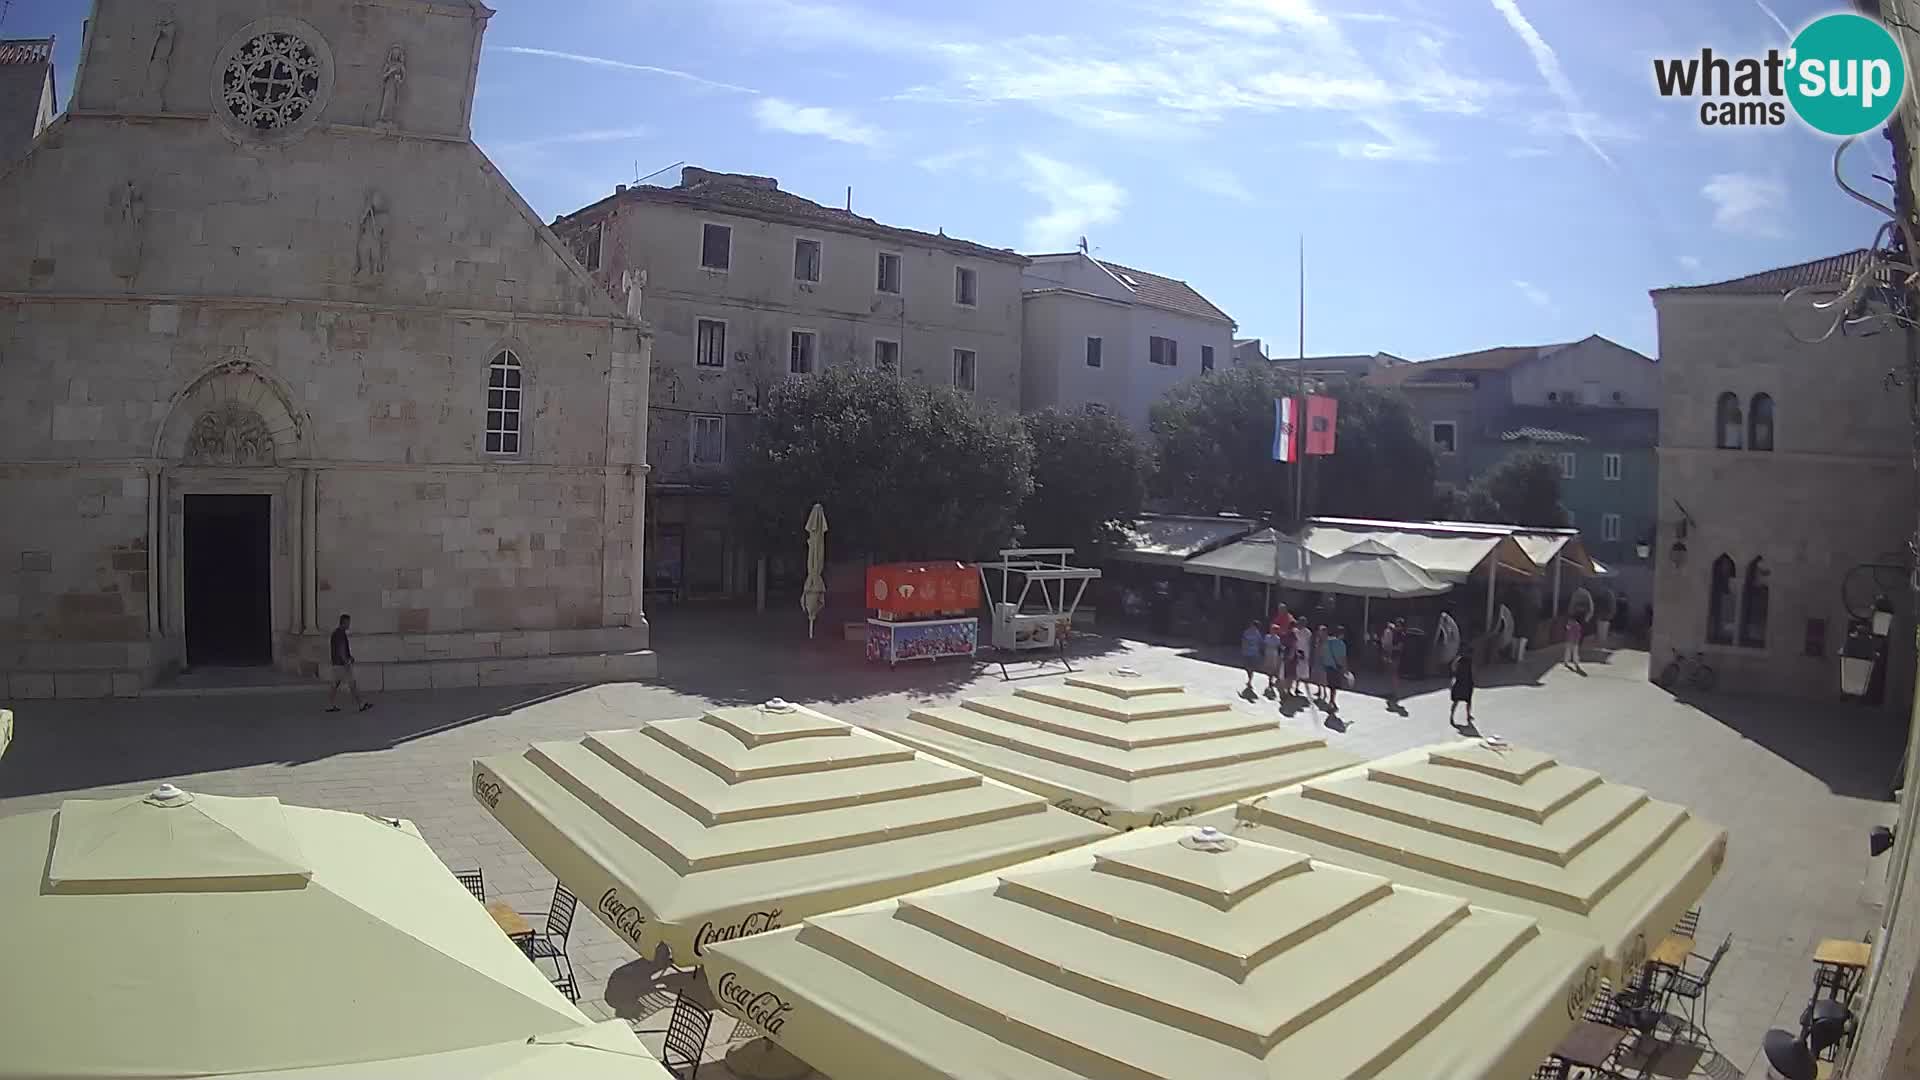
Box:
378 44 406 125
354 190 388 282
184 402 276 466
145 17 176 107
621 267 647 322
109 180 146 280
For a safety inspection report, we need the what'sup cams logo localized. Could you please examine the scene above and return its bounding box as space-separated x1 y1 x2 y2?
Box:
1654 11 1909 136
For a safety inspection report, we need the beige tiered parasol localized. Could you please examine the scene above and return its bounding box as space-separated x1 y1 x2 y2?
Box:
0 785 669 1079
472 699 1112 963
888 671 1359 830
1194 739 1729 983
701 824 1606 1079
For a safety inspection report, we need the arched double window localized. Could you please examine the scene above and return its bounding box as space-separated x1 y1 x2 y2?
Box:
485 349 523 454
1714 392 1743 450
1739 556 1770 647
1706 554 1736 645
1748 393 1774 451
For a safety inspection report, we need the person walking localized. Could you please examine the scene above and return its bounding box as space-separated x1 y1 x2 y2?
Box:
1271 604 1296 695
1261 620 1286 699
1318 625 1349 710
1562 614 1585 673
1381 617 1405 708
1240 618 1264 696
1290 620 1312 700
1449 649 1476 728
327 613 373 713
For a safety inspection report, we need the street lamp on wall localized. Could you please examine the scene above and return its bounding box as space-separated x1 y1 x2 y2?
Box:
1668 501 1695 569
1635 536 1652 560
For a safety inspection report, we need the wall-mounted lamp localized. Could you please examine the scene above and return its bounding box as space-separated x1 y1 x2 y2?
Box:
1635 537 1652 560
1873 594 1895 637
1668 501 1695 569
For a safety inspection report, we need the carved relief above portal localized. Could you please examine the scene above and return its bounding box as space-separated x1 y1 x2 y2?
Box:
183 401 278 466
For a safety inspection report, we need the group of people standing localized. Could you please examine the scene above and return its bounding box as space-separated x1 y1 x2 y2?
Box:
1241 604 1352 710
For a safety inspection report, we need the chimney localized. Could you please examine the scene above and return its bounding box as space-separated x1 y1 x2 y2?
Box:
615 184 628 195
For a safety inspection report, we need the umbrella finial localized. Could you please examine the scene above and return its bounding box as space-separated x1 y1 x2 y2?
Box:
1180 825 1235 853
144 783 192 807
1111 666 1140 678
762 698 797 714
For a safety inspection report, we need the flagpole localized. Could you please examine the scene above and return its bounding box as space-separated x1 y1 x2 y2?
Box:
1295 234 1307 531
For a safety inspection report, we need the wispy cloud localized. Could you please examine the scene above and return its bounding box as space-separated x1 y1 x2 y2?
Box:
1333 116 1439 162
492 47 759 94
1702 172 1786 237
917 146 992 175
1183 166 1256 203
1487 0 1615 170
753 98 881 146
1754 0 1793 41
487 127 652 153
1506 146 1552 158
1018 152 1126 251
713 0 1510 157
1513 279 1554 308
1677 255 1703 272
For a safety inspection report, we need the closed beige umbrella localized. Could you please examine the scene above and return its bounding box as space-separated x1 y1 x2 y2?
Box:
888 671 1359 829
801 503 827 639
0 785 669 1079
701 824 1606 1079
1193 739 1728 984
472 699 1112 964
0 708 10 761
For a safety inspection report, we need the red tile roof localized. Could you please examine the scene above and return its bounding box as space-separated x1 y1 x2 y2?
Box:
1653 249 1877 296
1096 259 1234 324
1367 343 1569 386
0 39 53 66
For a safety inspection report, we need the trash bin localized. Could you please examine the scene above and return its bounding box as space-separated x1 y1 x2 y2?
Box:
1398 626 1430 678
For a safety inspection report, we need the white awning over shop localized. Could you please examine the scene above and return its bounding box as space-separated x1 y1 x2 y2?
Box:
1110 515 1256 566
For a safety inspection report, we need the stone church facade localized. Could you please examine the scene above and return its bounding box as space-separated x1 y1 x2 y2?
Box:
0 0 655 698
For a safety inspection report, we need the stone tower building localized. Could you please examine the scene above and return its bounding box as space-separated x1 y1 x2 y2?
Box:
0 0 655 697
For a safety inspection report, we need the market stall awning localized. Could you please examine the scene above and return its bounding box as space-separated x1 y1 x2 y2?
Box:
1297 540 1452 598
887 671 1360 829
473 701 1112 963
1109 515 1256 566
1298 523 1541 581
1193 740 1728 983
701 825 1604 1080
1179 528 1311 584
0 786 666 1079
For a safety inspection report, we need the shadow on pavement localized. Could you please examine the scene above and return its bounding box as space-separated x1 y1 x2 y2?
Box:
0 683 579 799
1677 689 1905 801
647 607 1129 707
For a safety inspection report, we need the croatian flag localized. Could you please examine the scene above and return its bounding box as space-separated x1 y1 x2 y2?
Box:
1272 397 1298 463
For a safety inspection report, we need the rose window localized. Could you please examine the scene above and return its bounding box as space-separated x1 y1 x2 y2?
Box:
220 33 322 131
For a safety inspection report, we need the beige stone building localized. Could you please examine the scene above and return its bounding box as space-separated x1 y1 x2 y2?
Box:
0 0 655 698
553 168 1025 600
0 38 57 164
1650 251 1914 707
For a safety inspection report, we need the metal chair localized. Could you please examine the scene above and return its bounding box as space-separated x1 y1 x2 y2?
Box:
453 868 485 902
514 884 579 1002
1672 906 1702 939
658 991 713 1080
1665 932 1732 1046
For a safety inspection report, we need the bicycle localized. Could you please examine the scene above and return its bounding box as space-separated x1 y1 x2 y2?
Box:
1656 649 1716 691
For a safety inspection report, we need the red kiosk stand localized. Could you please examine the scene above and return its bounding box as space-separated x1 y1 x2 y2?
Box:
864 563 980 668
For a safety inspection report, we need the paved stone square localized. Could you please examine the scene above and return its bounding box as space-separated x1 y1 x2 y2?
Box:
0 610 1904 1079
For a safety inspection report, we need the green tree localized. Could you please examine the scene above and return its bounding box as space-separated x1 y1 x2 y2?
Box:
733 366 1033 561
1455 448 1568 528
1148 365 1436 522
1017 409 1152 555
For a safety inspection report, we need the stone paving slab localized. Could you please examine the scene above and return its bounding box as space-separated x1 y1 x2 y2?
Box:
0 609 1903 1078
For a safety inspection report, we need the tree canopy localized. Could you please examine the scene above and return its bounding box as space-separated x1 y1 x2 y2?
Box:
732 366 1033 561
1017 408 1152 555
1148 365 1437 523
1452 448 1568 528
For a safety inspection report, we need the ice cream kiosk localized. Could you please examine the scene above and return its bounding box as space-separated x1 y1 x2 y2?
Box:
864 562 981 667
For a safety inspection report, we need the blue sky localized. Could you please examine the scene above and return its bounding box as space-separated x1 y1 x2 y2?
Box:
8 0 1900 357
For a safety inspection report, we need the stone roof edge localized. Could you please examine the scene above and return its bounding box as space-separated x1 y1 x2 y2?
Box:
559 187 1029 266
470 141 636 329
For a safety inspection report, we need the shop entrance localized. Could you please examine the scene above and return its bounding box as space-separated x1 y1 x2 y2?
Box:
183 493 273 666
